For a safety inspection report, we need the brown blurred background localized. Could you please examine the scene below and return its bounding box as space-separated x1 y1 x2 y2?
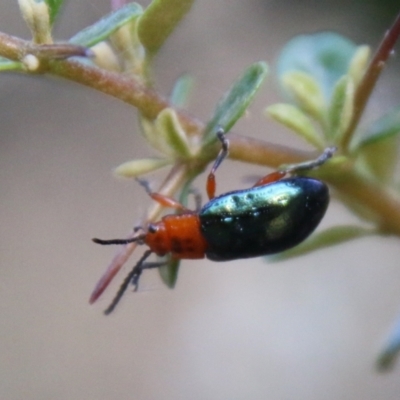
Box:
1 1 400 399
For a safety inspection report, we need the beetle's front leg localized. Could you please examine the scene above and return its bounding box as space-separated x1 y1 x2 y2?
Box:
206 127 229 200
136 178 190 212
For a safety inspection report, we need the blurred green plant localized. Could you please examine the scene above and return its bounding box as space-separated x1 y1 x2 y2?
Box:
2 0 400 370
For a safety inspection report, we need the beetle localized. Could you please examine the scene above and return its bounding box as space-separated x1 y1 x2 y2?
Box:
93 128 335 314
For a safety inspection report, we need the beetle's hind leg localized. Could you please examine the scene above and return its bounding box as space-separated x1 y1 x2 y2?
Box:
252 147 336 188
284 147 336 174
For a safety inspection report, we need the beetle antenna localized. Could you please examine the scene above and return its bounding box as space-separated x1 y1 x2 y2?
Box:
104 249 153 315
92 234 145 246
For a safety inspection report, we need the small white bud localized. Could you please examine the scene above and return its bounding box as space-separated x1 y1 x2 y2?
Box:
22 54 40 71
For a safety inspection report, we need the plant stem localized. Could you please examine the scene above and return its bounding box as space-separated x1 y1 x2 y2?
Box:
2 31 400 239
228 134 314 167
341 12 400 150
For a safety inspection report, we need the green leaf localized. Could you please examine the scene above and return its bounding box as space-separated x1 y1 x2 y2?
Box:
356 106 400 182
0 56 24 72
348 45 371 87
138 0 194 54
281 71 326 122
155 108 193 158
159 256 180 288
44 0 63 25
328 75 354 140
170 74 194 107
277 32 358 101
268 225 375 262
266 103 324 149
140 109 196 159
114 157 171 178
203 62 268 145
376 316 400 372
69 3 143 47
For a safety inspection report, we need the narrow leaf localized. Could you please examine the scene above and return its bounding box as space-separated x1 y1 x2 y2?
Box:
114 157 171 178
328 75 355 140
159 256 180 288
377 315 400 371
348 45 371 87
0 57 24 72
266 103 324 149
170 74 194 107
281 71 326 123
44 0 63 25
138 0 194 54
155 108 193 158
69 3 143 47
203 62 268 144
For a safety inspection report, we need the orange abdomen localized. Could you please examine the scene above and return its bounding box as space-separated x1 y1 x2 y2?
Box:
145 213 207 259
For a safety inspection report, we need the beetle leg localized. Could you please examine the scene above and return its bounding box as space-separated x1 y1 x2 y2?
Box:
136 178 190 212
252 170 287 187
206 127 229 200
130 261 166 288
284 146 336 174
104 249 153 315
252 147 336 187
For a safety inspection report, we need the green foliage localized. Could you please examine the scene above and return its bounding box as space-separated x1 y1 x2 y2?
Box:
270 32 369 146
159 256 180 288
203 62 268 145
277 32 358 100
137 0 194 55
170 74 194 107
69 3 143 47
266 103 323 149
114 158 171 178
0 56 23 71
377 319 400 371
6 0 400 363
280 71 326 122
44 0 63 25
327 75 354 140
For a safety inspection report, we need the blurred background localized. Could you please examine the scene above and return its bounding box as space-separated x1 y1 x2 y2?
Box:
1 1 400 399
